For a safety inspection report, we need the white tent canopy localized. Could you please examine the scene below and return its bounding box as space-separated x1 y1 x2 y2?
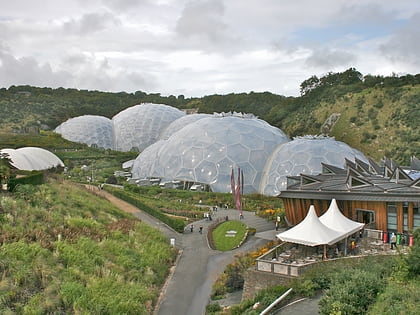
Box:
276 205 346 246
319 199 365 238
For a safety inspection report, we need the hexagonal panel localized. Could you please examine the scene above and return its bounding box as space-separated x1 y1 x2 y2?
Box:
261 136 368 195
54 115 114 149
134 114 289 193
113 103 185 152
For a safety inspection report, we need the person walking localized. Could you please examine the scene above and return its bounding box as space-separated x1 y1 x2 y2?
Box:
190 224 194 233
390 233 397 250
199 225 203 234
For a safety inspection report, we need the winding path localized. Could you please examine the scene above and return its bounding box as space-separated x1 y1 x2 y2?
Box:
86 185 277 315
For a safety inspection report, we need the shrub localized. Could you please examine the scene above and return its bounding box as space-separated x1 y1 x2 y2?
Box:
206 302 222 313
405 228 420 276
8 171 44 191
106 175 118 184
319 268 385 315
367 281 420 315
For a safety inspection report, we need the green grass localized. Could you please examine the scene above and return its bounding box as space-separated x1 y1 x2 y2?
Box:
212 221 247 251
0 179 177 314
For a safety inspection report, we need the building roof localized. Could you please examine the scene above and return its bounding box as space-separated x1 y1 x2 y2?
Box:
279 157 420 202
276 205 346 246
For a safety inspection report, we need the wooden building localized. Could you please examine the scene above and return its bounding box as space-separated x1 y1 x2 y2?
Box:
279 157 420 234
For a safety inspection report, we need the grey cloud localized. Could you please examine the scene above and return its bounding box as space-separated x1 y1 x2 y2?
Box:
101 0 146 11
59 52 156 92
380 13 420 65
63 12 121 35
176 0 228 43
0 45 72 87
305 48 356 69
0 43 155 93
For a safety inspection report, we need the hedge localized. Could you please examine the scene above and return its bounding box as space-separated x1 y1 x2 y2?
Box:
104 186 186 233
8 171 44 191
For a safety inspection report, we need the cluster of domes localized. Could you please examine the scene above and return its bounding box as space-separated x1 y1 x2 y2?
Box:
54 103 368 195
133 114 289 193
55 103 185 152
0 147 64 171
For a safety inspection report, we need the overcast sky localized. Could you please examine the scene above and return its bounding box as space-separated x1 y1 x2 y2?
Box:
1 0 419 97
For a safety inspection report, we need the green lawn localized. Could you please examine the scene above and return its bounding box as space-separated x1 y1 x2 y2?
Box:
212 221 248 251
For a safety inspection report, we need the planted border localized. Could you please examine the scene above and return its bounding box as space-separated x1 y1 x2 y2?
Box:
105 186 186 233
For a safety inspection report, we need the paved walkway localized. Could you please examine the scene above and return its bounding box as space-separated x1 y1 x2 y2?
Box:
85 185 277 315
274 295 322 315
157 208 277 315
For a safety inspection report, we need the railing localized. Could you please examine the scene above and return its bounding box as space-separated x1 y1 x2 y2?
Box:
255 243 320 277
260 288 293 315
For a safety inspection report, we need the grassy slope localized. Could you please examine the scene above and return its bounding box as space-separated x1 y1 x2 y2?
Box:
285 85 420 162
0 179 177 314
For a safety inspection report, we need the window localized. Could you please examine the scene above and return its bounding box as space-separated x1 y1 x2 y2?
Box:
356 209 375 228
387 202 397 231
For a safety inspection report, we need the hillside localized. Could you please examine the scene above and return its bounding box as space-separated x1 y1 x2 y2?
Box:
0 178 177 313
0 69 419 164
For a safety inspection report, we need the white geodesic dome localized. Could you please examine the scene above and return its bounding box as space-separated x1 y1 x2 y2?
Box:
160 113 212 140
112 103 185 152
54 115 114 149
261 136 369 196
133 114 289 193
131 140 167 179
0 147 64 171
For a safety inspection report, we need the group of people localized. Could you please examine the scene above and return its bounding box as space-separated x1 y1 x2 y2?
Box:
189 224 203 234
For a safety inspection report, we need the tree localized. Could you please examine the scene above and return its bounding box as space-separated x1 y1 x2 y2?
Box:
405 228 420 276
300 75 320 95
0 152 13 188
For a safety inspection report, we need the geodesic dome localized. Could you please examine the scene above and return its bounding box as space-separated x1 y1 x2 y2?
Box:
160 113 211 140
133 114 289 193
0 147 64 171
261 136 369 196
112 103 185 152
131 140 167 179
54 115 114 149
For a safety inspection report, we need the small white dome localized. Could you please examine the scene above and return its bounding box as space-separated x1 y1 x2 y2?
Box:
1 147 64 171
54 115 114 149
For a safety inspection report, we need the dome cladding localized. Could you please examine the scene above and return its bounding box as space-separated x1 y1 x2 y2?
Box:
133 114 289 193
160 113 211 140
54 115 114 149
0 147 64 171
112 103 185 152
261 136 369 196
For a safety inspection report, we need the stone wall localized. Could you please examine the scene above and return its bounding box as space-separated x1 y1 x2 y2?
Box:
242 268 293 301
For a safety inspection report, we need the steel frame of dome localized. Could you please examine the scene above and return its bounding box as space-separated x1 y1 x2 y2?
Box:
112 103 185 152
260 135 369 196
54 115 114 149
0 147 64 171
159 113 211 140
133 114 290 194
